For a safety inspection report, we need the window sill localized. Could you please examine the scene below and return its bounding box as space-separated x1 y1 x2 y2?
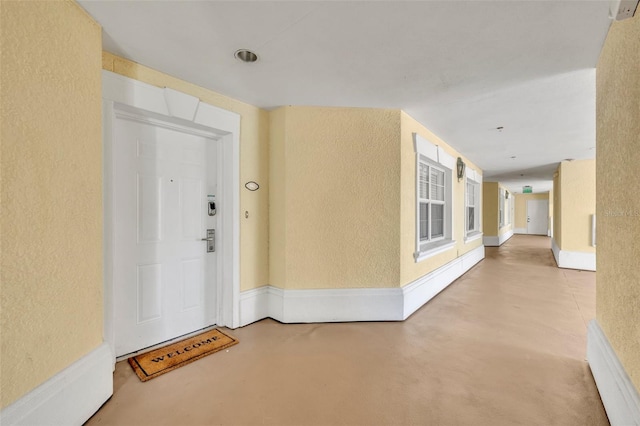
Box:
414 240 456 263
464 231 483 243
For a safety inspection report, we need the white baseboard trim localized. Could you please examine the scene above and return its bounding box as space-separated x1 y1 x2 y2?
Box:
483 229 513 247
483 236 499 246
402 245 485 319
551 237 560 264
0 343 113 426
239 286 271 326
238 245 485 326
499 229 514 245
272 286 403 323
587 320 640 425
514 227 527 234
551 238 596 271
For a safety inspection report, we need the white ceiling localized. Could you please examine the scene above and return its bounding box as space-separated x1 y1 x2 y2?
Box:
79 0 613 194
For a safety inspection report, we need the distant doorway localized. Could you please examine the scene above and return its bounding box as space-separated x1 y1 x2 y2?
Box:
526 199 549 235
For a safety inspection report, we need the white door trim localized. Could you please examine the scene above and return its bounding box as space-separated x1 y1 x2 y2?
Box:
102 71 241 366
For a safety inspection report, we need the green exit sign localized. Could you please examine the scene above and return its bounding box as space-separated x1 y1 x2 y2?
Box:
523 186 532 193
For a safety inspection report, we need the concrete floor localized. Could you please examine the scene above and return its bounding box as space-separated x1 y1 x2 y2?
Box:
86 235 608 425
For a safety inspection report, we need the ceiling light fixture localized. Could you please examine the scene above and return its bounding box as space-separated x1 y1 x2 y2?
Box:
234 49 258 63
496 126 504 132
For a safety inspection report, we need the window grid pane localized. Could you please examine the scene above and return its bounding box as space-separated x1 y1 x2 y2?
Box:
467 182 475 206
431 203 444 238
467 207 475 232
499 190 505 226
419 202 429 241
430 168 445 201
419 163 429 200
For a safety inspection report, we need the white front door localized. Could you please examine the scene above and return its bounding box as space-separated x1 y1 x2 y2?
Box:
113 117 218 357
527 199 549 235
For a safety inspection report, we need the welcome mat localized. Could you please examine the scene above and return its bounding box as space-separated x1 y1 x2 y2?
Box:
128 329 238 382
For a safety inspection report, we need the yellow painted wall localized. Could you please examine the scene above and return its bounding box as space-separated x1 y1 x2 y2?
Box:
557 160 596 253
400 112 483 285
270 107 401 289
514 193 549 229
548 188 554 238
483 182 499 237
270 108 484 289
498 184 513 237
553 169 562 247
102 52 270 292
0 0 103 408
482 182 513 237
596 11 640 393
268 108 287 289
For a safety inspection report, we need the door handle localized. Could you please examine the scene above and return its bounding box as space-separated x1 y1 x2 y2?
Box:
201 229 215 252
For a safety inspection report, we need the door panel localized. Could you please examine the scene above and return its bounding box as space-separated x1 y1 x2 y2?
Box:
180 178 202 239
137 264 163 323
181 258 203 311
113 118 217 357
137 174 162 243
527 199 549 235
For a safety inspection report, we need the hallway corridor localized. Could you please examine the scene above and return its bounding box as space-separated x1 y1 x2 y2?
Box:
87 235 607 425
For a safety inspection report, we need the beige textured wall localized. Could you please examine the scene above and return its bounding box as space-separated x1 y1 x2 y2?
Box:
514 193 549 229
482 183 499 237
548 188 554 237
268 108 287 289
498 184 513 237
596 11 640 393
0 0 103 408
553 169 562 248
558 160 596 253
270 107 401 289
400 112 483 285
102 52 270 292
270 108 483 289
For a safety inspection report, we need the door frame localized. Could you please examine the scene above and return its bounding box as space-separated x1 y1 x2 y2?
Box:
102 71 241 366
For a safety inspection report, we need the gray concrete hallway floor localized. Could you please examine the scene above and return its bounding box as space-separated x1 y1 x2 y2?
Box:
87 235 608 426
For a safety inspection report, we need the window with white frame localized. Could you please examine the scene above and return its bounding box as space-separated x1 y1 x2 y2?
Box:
418 162 446 242
414 133 455 262
499 188 505 227
466 179 479 234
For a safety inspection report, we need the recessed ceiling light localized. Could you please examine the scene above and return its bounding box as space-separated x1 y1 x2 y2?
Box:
563 158 575 161
234 49 258 63
496 126 504 132
510 156 516 159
